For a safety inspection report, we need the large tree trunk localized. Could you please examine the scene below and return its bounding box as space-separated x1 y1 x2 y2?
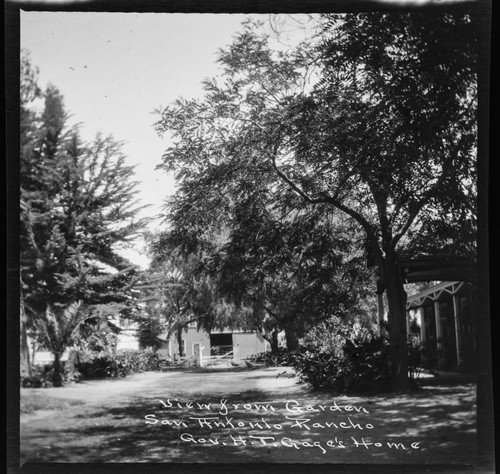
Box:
176 326 184 357
381 251 409 391
284 326 299 352
52 352 64 387
261 328 280 354
271 328 279 354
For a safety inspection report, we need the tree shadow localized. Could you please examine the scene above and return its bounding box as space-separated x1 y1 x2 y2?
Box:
20 379 476 466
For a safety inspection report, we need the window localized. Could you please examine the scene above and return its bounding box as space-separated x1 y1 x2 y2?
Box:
192 343 200 357
160 340 171 356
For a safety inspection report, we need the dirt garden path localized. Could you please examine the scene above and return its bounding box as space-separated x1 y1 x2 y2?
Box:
20 367 477 466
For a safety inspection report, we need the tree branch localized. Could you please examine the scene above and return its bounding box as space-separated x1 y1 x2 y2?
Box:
390 181 442 250
269 153 379 249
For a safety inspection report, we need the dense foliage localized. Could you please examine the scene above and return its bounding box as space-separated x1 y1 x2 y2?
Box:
74 349 171 380
20 51 148 385
257 317 430 394
143 236 241 357
21 349 172 387
20 14 478 391
153 14 477 389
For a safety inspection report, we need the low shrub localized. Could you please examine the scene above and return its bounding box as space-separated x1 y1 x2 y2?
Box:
115 348 172 375
407 335 425 382
113 351 142 377
292 349 342 390
340 330 390 391
21 360 83 388
291 318 438 393
75 357 118 379
291 318 391 393
248 347 297 367
21 364 55 388
70 348 172 380
22 348 174 386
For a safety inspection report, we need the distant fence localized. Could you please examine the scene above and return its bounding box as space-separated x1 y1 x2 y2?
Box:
203 350 234 367
210 345 233 356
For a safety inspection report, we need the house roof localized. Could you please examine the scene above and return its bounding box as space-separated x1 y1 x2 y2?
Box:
407 281 468 309
398 255 476 283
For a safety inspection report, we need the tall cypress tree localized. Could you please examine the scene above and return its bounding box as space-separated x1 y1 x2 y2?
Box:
20 53 149 385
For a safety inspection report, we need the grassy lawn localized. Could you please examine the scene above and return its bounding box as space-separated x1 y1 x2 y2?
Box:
21 391 87 414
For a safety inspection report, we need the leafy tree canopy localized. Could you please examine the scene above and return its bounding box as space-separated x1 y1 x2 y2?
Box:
20 51 150 383
21 54 149 313
153 13 477 387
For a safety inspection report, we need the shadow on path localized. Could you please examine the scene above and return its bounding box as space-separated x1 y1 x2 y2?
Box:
20 370 476 466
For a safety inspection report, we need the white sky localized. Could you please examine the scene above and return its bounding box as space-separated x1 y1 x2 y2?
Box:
20 12 269 268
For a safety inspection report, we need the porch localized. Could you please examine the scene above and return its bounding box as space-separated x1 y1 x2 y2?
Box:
407 281 476 371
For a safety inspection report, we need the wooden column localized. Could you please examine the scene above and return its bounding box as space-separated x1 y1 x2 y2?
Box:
452 294 462 368
199 344 205 367
418 306 425 343
434 299 442 356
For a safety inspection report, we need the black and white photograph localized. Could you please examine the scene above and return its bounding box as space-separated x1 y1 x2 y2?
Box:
6 0 493 472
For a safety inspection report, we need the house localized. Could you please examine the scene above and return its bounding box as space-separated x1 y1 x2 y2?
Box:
157 323 269 364
406 281 476 371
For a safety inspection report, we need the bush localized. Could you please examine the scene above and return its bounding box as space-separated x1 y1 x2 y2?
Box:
292 318 390 393
21 364 55 388
116 348 172 375
292 349 342 390
407 335 425 382
21 357 87 387
21 347 174 387
71 348 172 380
63 361 82 384
114 351 142 377
341 330 390 391
248 347 297 367
292 317 438 393
75 357 118 379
